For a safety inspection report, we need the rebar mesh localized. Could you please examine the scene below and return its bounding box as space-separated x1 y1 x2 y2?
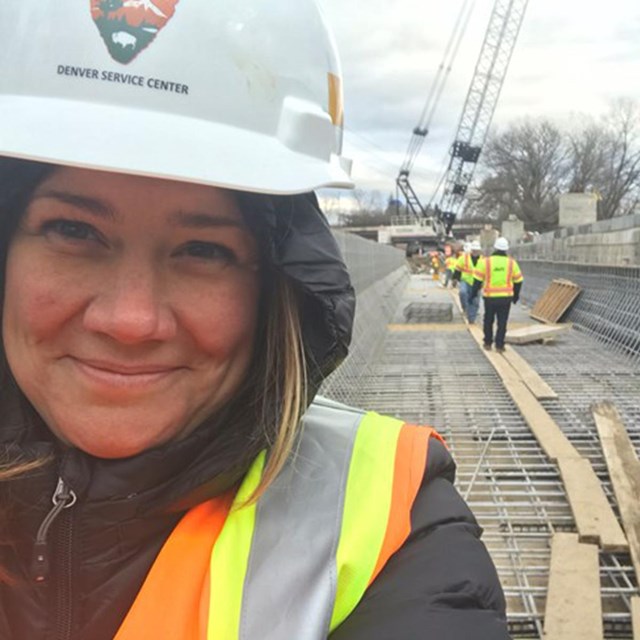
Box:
320 264 640 639
518 261 640 364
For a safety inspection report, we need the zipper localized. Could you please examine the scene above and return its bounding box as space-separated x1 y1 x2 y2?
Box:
54 502 75 640
31 477 77 583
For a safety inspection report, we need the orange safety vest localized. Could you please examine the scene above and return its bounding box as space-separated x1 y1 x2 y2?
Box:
474 255 523 298
115 398 442 640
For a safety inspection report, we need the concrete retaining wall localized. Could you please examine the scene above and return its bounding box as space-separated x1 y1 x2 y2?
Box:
513 214 640 266
332 229 406 295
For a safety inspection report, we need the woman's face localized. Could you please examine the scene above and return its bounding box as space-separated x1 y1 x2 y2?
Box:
3 167 260 458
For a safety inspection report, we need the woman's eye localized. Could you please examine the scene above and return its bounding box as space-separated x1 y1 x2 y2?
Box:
177 241 238 264
42 219 101 243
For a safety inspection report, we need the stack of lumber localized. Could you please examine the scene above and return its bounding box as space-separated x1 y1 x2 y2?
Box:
530 279 581 323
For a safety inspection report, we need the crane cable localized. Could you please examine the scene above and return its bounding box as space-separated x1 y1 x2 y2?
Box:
400 0 477 176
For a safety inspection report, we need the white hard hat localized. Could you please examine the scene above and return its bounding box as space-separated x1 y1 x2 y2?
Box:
494 237 510 251
463 242 471 253
470 240 482 251
0 0 353 195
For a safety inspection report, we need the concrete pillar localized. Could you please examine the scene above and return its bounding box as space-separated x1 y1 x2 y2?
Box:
501 215 525 246
480 225 499 254
559 193 598 227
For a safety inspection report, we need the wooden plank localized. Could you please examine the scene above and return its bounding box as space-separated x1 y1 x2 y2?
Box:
502 347 558 400
505 323 572 345
593 402 640 576
469 322 628 551
530 279 581 323
507 381 577 460
544 533 603 640
557 457 629 552
469 326 575 460
632 596 640 640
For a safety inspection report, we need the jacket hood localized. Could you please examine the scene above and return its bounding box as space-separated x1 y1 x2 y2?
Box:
238 190 355 382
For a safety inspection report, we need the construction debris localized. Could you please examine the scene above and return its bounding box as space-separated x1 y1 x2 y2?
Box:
505 323 572 345
530 278 581 323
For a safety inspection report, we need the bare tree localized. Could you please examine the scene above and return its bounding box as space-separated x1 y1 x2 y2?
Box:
337 189 393 226
566 119 607 193
596 99 640 219
472 119 568 231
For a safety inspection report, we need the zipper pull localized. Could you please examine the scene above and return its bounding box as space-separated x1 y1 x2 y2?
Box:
31 477 77 583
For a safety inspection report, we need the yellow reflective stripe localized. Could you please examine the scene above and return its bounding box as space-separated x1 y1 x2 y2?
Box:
330 412 403 631
207 451 266 640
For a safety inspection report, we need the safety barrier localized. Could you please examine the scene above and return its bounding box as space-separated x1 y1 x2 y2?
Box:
518 260 640 364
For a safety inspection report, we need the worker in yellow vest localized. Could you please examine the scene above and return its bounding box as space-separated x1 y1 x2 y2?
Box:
0 2 509 638
453 240 483 323
470 237 524 353
443 252 457 288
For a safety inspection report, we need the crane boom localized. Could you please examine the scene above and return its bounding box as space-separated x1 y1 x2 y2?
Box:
396 0 476 220
436 0 529 235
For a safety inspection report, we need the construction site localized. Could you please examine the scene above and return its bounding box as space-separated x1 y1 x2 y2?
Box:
317 0 640 633
320 230 640 639
1 0 639 637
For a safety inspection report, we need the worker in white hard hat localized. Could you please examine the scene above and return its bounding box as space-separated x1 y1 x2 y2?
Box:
453 240 483 323
0 2 509 638
470 237 524 352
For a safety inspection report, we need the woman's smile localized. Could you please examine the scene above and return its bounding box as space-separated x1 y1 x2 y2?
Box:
69 356 187 392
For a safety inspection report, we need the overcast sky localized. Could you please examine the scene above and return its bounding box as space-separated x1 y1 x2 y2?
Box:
320 0 640 207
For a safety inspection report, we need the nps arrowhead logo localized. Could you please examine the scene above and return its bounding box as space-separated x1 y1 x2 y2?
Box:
90 0 180 64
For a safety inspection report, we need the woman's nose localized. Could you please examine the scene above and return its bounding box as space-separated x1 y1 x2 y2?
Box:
82 263 178 344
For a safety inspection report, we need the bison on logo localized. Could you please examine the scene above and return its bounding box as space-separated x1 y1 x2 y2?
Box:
90 0 180 64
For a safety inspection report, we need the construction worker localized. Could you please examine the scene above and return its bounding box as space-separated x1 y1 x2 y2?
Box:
454 240 483 324
443 250 458 288
470 237 524 353
0 2 509 638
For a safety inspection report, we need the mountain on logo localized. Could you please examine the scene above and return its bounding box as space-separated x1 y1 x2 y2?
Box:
90 0 180 64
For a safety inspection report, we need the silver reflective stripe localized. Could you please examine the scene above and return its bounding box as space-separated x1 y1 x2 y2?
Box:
239 396 364 640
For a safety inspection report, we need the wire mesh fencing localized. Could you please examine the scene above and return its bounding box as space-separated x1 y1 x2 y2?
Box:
518 261 640 365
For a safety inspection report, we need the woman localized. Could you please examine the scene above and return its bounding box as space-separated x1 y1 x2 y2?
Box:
0 1 509 639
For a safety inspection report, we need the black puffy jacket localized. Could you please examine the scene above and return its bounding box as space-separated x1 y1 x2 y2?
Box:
0 400 509 640
0 192 508 639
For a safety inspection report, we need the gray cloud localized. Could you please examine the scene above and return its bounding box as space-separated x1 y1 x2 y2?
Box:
321 0 640 197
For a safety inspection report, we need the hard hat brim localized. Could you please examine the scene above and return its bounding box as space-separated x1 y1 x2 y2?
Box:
0 96 354 194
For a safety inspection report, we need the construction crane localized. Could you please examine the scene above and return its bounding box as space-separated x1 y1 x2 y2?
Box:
434 0 529 236
396 0 476 221
397 0 529 238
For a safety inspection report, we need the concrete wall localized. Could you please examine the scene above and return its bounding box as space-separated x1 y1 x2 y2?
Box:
513 213 640 266
332 229 406 295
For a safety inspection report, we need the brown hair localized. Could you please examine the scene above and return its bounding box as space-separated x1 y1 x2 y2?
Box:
0 158 309 573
